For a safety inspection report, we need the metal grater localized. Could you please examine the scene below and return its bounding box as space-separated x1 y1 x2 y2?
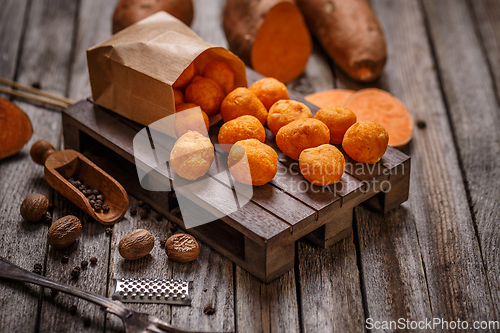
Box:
112 278 193 305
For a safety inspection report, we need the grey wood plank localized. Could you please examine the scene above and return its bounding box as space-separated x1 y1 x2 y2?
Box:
37 1 117 332
424 0 500 317
297 234 364 333
0 0 28 83
67 0 114 101
471 0 500 102
235 268 299 333
0 0 77 332
336 0 493 325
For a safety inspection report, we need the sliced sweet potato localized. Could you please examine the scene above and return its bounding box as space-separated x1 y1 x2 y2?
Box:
305 89 355 108
112 0 194 34
0 97 33 159
296 0 387 82
344 88 413 147
223 0 312 83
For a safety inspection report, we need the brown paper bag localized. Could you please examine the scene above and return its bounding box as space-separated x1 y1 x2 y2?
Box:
87 11 247 126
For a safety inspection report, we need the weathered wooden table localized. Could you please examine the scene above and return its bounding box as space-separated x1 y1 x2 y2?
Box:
1 0 499 332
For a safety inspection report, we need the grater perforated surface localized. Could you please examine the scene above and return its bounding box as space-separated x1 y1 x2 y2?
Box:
112 278 192 305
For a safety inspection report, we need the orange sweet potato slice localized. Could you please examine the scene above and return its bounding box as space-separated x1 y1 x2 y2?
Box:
344 88 413 148
223 0 312 83
305 89 355 108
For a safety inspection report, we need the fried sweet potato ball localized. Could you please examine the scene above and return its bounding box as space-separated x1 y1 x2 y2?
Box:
342 120 388 164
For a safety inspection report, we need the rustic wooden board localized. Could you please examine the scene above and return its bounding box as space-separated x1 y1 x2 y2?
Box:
37 1 115 332
0 0 75 332
335 0 493 325
424 0 500 318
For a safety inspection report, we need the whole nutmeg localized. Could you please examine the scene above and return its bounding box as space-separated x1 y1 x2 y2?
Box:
47 215 82 249
118 229 154 260
20 193 49 222
165 234 199 262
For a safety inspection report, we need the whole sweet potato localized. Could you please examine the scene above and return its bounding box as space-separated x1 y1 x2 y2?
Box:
112 0 194 34
223 0 312 83
296 0 387 82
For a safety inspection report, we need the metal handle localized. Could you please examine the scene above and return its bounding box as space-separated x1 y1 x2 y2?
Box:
0 257 129 317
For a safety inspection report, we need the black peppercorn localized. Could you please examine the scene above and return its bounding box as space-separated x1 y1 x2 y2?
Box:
102 205 110 213
90 257 97 265
95 200 103 206
159 238 167 248
34 263 43 270
92 189 100 196
74 180 81 187
43 212 52 223
78 185 86 191
416 120 427 129
94 205 102 212
71 267 80 279
81 260 88 269
130 207 137 216
105 227 112 235
88 195 96 201
69 305 77 315
61 255 69 264
83 317 91 327
89 200 95 207
96 194 103 201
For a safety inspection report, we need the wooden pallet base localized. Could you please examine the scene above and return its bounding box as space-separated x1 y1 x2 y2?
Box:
62 70 410 283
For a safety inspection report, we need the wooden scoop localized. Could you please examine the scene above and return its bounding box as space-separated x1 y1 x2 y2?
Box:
31 140 129 225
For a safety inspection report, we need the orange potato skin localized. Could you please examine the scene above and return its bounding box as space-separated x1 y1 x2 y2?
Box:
202 61 235 95
174 107 209 137
220 87 268 125
112 0 194 34
172 62 196 89
276 118 330 160
185 76 225 116
218 115 266 153
170 131 215 180
267 99 312 136
299 144 345 186
228 139 278 186
315 106 357 144
342 120 388 164
249 77 289 110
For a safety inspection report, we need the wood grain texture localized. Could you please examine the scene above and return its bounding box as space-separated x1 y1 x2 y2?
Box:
0 0 77 332
235 268 299 333
0 0 28 83
36 1 118 332
470 0 500 101
337 0 494 324
424 0 500 317
297 234 364 333
67 0 114 101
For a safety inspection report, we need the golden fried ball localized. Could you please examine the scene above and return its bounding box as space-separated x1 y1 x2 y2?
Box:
218 115 266 153
299 144 345 186
276 118 330 160
173 89 185 106
185 76 225 116
249 77 289 110
267 99 312 135
172 62 196 89
315 106 357 144
342 120 389 164
220 87 268 125
202 60 235 95
170 131 215 180
174 106 209 137
228 139 278 186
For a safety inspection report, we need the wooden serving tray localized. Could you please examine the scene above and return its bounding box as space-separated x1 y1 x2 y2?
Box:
62 70 410 283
